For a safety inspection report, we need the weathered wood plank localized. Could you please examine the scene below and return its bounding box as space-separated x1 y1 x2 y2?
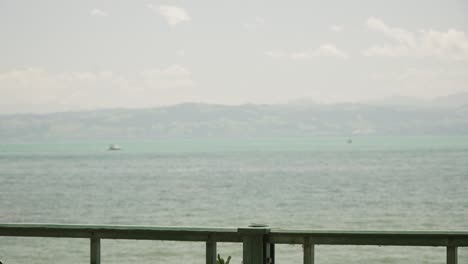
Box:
303 238 314 264
0 224 241 242
206 240 216 264
265 243 275 264
269 230 468 246
239 227 270 264
1 224 468 247
90 237 100 264
447 246 457 264
243 235 264 264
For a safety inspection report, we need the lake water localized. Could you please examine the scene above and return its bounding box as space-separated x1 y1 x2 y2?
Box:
1 136 468 263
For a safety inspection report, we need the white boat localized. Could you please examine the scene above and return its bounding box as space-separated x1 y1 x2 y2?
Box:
108 144 121 151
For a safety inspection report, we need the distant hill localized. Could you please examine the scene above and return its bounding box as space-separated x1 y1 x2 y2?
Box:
1 100 468 141
366 92 468 109
432 92 468 108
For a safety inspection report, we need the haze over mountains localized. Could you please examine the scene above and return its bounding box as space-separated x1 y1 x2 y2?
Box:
366 92 468 109
1 93 468 141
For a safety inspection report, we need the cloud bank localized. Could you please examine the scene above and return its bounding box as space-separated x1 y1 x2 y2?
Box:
266 44 349 60
90 8 108 17
149 4 191 26
365 17 468 60
0 66 195 113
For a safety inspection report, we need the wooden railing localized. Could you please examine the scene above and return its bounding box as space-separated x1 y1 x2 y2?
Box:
1 223 467 264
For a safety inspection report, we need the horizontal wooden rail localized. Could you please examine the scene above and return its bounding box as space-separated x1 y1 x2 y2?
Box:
0 224 241 242
269 229 468 246
1 224 467 264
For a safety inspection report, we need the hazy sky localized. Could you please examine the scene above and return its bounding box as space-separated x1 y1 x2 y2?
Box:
1 0 468 113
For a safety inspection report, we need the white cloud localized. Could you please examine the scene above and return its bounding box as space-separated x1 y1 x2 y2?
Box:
162 64 191 76
0 66 195 113
90 8 108 17
141 64 191 77
141 65 194 87
364 17 468 60
149 4 190 26
330 25 343 32
266 44 349 60
314 44 348 58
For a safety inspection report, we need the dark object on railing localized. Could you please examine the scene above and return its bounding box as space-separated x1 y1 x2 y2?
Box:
216 254 231 264
0 223 467 264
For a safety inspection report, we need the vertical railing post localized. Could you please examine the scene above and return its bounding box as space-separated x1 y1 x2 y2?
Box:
238 224 271 264
303 237 314 264
90 235 101 264
206 237 217 264
447 246 458 264
265 242 275 264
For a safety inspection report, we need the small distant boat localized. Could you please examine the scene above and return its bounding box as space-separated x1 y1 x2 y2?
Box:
108 144 121 151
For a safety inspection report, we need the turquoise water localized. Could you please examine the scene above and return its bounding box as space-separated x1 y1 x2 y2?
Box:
1 136 468 263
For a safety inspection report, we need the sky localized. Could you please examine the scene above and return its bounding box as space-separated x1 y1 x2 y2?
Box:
1 0 468 113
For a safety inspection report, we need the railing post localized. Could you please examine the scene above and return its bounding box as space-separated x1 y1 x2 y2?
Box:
265 242 275 264
447 246 457 264
303 237 314 264
238 224 271 264
90 236 101 264
206 238 217 264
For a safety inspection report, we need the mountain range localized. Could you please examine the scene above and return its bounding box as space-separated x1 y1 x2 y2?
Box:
1 93 468 141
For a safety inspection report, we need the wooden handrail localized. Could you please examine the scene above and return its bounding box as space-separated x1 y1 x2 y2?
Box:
269 229 468 246
0 223 241 242
1 224 466 264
